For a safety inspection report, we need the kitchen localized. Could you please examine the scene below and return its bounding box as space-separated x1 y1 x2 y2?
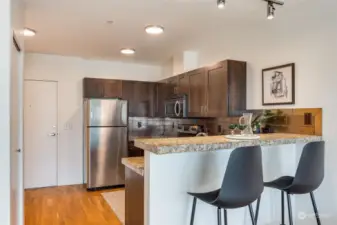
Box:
83 59 323 225
20 0 335 225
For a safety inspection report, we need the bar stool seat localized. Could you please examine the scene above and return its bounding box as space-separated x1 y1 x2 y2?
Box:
264 176 294 190
188 190 220 206
188 146 264 225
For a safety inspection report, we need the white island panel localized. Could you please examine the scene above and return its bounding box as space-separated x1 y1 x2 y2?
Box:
144 144 306 225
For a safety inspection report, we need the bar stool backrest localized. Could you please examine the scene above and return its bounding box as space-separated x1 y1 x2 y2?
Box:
217 146 264 208
289 141 325 194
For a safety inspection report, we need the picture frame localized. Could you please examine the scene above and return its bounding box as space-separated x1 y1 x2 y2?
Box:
262 63 295 106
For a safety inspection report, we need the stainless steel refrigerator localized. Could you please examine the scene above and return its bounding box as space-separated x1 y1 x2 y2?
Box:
84 98 128 190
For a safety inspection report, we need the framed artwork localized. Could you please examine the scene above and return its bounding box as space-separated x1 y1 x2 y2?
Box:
262 63 295 105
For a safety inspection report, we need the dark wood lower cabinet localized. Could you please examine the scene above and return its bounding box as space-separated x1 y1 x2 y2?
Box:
125 168 144 225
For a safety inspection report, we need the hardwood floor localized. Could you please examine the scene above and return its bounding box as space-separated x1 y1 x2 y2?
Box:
25 185 123 225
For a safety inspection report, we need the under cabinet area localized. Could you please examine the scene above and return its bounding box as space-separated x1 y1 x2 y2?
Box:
83 59 247 118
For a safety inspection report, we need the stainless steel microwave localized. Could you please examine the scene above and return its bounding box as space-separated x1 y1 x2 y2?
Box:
165 95 188 118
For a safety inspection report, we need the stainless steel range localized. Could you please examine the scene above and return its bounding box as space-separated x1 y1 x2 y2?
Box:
84 98 128 190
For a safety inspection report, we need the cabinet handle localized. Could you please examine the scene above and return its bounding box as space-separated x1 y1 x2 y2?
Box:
201 106 203 113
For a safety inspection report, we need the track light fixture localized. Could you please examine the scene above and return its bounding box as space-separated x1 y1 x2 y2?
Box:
263 0 284 20
267 2 275 20
217 0 226 9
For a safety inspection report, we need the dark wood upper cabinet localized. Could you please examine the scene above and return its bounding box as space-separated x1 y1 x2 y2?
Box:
155 82 172 117
133 81 152 117
188 68 207 117
83 78 104 98
83 59 246 118
206 63 228 117
122 81 155 117
177 73 189 95
122 80 136 115
83 78 122 98
103 79 122 98
227 60 247 116
205 60 247 117
164 76 178 95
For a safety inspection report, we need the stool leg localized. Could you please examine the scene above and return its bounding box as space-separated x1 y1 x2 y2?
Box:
249 204 256 225
190 197 197 225
224 209 228 225
281 191 285 225
217 207 222 225
255 196 261 224
286 193 294 225
310 192 322 225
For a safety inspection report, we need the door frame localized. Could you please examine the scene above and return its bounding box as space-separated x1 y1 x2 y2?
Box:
13 33 23 225
23 79 59 189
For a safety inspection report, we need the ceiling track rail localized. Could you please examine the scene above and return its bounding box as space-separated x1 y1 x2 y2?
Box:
262 0 284 6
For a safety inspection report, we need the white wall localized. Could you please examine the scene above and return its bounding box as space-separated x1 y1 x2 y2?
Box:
0 0 12 224
24 53 162 186
168 2 337 223
1 0 24 223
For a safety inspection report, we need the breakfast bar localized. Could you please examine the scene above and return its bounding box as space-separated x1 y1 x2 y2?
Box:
131 133 322 225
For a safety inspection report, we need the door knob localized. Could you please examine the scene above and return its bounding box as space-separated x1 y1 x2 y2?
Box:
48 133 57 136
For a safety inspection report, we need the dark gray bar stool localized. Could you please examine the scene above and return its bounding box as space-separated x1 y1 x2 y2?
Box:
188 146 264 225
255 141 325 225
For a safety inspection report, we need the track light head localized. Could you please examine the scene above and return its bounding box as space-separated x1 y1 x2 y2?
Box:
217 0 226 9
267 2 275 20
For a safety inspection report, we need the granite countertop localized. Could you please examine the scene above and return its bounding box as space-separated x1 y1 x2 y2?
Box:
134 133 323 155
122 157 144 176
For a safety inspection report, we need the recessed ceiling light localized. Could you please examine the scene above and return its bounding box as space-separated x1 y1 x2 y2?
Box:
145 25 164 35
120 48 135 55
23 28 36 37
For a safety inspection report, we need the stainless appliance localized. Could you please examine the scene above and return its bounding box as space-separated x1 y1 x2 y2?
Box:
177 124 207 137
165 95 188 118
84 98 128 190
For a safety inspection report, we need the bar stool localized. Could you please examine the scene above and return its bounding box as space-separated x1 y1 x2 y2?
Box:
188 146 264 225
255 141 325 225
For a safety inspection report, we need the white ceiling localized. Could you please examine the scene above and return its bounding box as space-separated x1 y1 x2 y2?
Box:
24 0 327 65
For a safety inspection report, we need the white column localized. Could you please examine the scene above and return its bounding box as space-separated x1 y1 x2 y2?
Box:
0 0 12 224
144 145 298 225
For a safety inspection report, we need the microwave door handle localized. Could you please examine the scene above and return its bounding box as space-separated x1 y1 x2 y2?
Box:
178 102 181 117
174 101 179 117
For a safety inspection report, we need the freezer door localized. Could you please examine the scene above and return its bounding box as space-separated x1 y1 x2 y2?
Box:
87 127 127 189
87 99 128 127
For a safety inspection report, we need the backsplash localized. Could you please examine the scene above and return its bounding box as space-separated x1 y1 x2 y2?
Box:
205 108 322 136
128 117 203 140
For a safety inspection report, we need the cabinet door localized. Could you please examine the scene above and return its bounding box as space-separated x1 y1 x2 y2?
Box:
227 60 247 116
177 73 189 95
155 83 172 117
103 80 122 98
206 63 228 117
134 82 151 117
122 81 136 116
189 69 207 117
83 78 104 98
166 76 178 95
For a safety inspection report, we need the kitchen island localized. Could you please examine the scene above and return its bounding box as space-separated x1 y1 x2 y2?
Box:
131 133 322 225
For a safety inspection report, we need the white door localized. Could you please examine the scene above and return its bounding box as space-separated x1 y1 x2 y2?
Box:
24 80 58 189
10 38 24 225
